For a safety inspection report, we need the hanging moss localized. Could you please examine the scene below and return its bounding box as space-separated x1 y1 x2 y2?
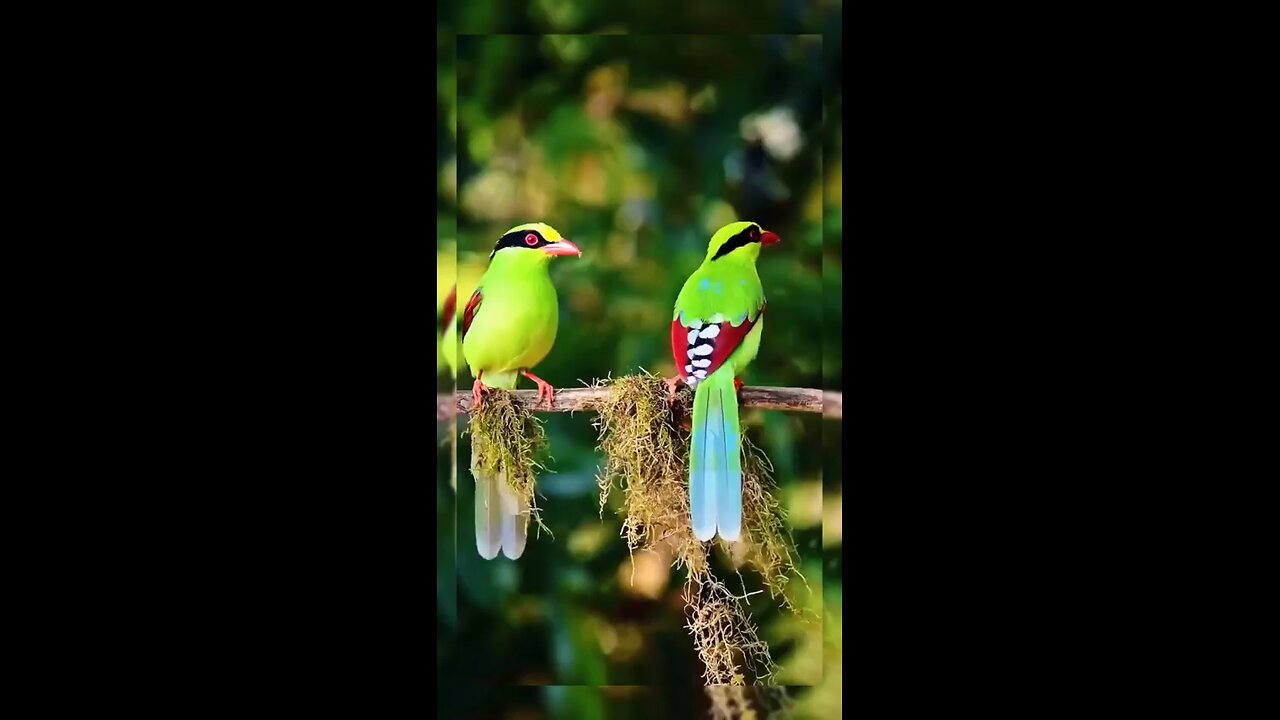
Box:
686 576 775 686
593 371 803 686
594 373 705 575
737 434 803 608
466 389 549 536
706 684 795 720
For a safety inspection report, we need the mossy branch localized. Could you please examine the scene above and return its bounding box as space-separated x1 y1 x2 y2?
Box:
591 373 806 687
437 386 841 420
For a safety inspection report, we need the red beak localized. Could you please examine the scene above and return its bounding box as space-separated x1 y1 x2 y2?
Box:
543 239 582 257
760 231 781 246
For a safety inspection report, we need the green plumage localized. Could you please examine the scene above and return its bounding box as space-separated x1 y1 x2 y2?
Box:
463 222 578 561
463 251 560 390
673 221 773 542
673 221 767 380
673 271 764 331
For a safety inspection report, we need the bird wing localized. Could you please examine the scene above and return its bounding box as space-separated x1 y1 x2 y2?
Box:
670 305 765 383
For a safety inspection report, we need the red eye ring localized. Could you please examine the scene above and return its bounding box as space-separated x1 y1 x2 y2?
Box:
525 234 539 246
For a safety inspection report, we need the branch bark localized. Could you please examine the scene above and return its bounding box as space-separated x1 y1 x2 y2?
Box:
436 386 842 420
822 391 842 420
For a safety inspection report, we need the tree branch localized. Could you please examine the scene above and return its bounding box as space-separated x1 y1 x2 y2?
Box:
436 386 842 420
823 391 842 420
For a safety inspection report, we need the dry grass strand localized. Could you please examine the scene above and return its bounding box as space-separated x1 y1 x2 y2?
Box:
593 372 802 686
466 389 549 536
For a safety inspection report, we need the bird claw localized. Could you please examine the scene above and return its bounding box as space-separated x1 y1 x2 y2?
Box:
665 376 694 431
472 377 490 409
664 376 682 403
522 370 555 408
734 378 744 401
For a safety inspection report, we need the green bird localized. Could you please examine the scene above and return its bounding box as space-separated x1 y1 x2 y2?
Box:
667 221 780 542
462 222 581 559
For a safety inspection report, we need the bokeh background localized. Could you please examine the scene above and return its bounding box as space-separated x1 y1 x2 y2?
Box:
437 6 842 718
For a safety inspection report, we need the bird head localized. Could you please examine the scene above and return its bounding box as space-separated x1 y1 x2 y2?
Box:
703 220 780 265
488 222 581 266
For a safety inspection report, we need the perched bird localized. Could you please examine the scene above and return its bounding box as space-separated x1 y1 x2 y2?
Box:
462 222 581 559
668 221 780 542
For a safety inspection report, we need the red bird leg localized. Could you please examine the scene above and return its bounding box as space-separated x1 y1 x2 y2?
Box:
472 371 490 409
521 370 555 407
664 376 682 402
734 378 744 401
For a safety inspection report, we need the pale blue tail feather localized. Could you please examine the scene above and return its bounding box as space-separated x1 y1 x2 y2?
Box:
499 481 528 560
690 371 742 542
474 464 529 560
471 369 531 560
475 472 502 560
689 379 718 541
719 399 743 542
703 384 725 539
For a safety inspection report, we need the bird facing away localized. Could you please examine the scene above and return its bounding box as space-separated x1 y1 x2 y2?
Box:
668 221 780 542
461 222 581 560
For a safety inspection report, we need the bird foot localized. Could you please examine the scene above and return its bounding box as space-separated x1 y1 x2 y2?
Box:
734 378 744 401
664 376 683 403
521 370 555 408
472 376 490 409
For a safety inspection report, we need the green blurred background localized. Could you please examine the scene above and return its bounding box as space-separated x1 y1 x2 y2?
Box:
438 4 842 718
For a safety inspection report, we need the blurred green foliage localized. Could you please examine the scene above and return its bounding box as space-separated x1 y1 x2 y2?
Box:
438 5 842 718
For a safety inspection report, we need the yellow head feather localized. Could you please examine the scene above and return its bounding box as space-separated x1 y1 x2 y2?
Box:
705 220 765 263
503 222 564 243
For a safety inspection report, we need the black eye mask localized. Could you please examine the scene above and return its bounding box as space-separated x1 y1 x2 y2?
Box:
711 225 761 260
490 230 550 259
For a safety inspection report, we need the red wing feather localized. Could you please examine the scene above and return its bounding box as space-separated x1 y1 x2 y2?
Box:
441 285 457 334
670 320 690 380
704 315 758 377
462 288 483 339
672 304 765 380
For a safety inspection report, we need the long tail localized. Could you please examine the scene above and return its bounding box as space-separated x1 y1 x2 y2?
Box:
473 466 529 560
689 369 742 542
472 369 530 560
